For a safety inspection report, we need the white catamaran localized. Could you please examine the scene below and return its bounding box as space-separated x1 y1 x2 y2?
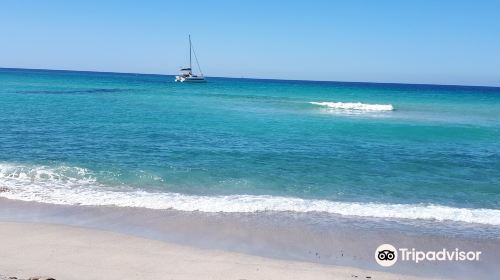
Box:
175 35 206 83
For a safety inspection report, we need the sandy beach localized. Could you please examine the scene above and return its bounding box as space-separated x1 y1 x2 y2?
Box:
1 198 499 279
0 222 437 280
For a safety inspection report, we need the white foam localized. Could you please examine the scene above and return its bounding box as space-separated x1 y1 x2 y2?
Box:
1 163 499 225
310 101 394 111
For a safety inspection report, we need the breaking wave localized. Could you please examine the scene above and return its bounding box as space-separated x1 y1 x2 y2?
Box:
1 163 499 225
310 101 394 111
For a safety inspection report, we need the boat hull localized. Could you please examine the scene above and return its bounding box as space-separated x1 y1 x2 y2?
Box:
175 76 207 83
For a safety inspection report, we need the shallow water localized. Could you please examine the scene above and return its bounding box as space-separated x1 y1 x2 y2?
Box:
1 68 499 230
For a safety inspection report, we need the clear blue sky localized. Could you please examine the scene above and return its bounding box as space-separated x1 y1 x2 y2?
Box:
1 0 499 86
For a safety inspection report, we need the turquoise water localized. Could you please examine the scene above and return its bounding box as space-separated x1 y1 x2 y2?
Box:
1 68 499 225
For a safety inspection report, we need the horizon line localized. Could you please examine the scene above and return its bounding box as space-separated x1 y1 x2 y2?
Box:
1 67 499 90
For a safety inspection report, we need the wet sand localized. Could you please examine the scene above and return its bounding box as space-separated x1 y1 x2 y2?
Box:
0 198 499 279
0 222 434 280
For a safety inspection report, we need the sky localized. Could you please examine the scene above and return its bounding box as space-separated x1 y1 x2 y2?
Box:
1 0 499 86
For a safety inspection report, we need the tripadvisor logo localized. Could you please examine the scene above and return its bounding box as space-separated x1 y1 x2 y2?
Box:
375 244 481 267
375 244 398 267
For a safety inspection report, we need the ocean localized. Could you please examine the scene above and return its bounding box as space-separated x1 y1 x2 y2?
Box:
1 68 499 231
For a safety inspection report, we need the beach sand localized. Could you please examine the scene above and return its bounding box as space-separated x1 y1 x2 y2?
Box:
1 198 499 279
0 222 437 280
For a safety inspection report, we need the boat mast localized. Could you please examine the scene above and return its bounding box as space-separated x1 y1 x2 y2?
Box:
189 35 192 73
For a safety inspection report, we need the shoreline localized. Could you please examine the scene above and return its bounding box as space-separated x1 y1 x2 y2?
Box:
1 198 499 279
0 221 433 280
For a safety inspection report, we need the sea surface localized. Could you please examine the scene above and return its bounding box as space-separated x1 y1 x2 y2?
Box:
1 68 499 233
